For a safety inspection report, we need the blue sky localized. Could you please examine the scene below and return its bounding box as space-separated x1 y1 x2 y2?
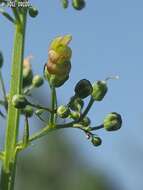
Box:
1 0 143 189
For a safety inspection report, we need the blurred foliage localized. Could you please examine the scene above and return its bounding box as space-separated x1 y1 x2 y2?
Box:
15 131 118 190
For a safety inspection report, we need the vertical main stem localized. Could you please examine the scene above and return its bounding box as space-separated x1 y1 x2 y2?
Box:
0 12 27 190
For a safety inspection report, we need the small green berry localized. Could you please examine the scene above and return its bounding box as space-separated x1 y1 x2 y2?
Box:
29 7 39 18
12 94 28 109
0 51 3 68
72 0 86 10
92 81 108 101
32 75 44 88
91 136 102 147
57 105 70 118
75 79 93 99
62 0 69 9
103 112 122 131
22 106 33 117
70 111 80 120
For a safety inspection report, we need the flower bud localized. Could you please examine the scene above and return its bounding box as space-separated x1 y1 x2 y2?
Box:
0 51 3 68
57 105 70 118
32 75 44 88
29 7 39 18
12 94 28 109
74 79 93 99
70 111 80 120
23 56 33 88
45 35 72 88
103 112 122 131
92 81 108 101
21 106 33 117
61 0 69 9
72 0 86 10
91 136 102 147
69 97 84 111
80 117 91 126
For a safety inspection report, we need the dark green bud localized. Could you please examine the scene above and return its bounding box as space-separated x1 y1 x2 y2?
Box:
80 117 91 126
23 69 33 88
75 79 93 99
72 0 86 10
12 94 28 109
92 80 108 101
70 111 80 120
62 0 69 8
0 51 3 68
91 136 102 147
22 106 33 117
57 105 70 118
69 97 84 111
32 75 44 88
103 112 122 131
29 7 39 18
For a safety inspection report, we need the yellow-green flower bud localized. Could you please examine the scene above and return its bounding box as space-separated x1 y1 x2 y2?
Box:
91 136 102 147
70 111 80 120
29 7 39 18
57 105 70 118
21 106 33 117
75 79 93 99
92 81 108 101
45 35 72 88
0 51 3 68
103 112 122 131
12 94 28 109
32 75 44 88
72 0 86 10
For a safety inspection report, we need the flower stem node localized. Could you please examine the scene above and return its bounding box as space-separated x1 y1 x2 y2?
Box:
91 136 102 147
57 105 70 118
32 75 44 88
103 112 122 131
12 94 28 109
74 79 93 99
29 7 39 18
72 0 86 10
0 51 3 68
21 106 34 117
92 80 108 101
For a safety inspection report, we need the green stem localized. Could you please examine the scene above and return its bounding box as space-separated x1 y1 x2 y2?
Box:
80 97 94 120
0 11 27 190
49 86 56 125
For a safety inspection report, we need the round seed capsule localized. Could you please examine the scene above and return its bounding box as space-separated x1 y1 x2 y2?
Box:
74 79 93 99
12 94 28 109
91 136 102 147
103 112 122 131
72 0 86 10
29 7 39 18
